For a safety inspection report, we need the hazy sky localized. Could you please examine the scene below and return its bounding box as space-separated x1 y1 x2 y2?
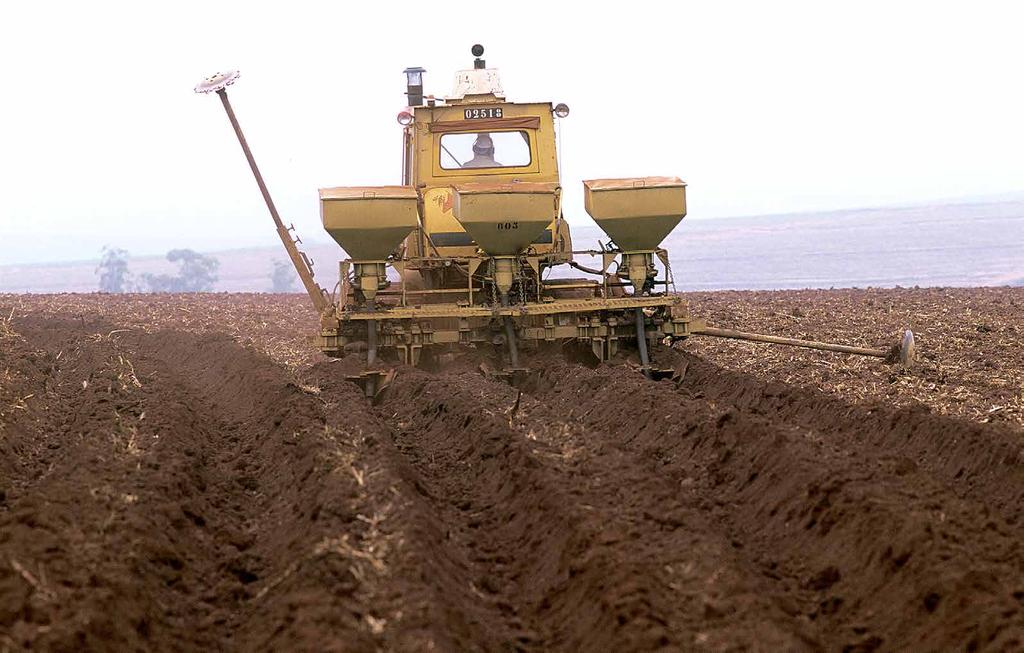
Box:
1 0 1023 266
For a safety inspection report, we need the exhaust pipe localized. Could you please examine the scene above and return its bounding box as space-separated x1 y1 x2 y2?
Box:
403 67 426 107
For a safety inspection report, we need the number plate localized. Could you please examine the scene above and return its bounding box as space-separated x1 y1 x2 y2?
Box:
464 107 503 120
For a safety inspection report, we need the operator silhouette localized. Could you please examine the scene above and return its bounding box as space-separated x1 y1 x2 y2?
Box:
463 133 499 168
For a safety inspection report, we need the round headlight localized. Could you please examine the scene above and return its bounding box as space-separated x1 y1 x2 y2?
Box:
397 110 414 126
554 103 570 118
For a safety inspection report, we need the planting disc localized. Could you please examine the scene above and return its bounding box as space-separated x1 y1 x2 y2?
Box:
194 70 240 94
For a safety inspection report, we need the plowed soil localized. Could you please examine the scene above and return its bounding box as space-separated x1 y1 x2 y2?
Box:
2 288 1023 651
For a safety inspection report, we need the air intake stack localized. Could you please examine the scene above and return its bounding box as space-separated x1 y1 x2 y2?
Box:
403 67 426 107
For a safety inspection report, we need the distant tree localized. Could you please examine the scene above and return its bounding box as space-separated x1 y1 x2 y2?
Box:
172 249 219 291
270 259 298 292
141 249 219 292
96 246 133 293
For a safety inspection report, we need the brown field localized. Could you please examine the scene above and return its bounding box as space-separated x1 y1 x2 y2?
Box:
1 288 1023 651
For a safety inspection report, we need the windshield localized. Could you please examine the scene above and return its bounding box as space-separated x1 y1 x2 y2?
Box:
439 131 532 170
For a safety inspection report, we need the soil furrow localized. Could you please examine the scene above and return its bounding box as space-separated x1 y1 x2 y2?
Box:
2 322 387 651
672 349 1024 527
374 370 594 650
373 369 818 651
2 320 227 649
116 330 388 651
525 357 1024 650
3 288 1024 651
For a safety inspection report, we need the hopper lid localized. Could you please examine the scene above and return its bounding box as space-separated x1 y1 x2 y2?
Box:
452 181 560 196
584 176 686 192
320 185 419 201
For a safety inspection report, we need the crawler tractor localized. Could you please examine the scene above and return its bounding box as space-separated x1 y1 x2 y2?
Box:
196 46 914 394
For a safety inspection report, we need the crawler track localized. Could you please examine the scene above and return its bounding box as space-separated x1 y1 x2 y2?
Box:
2 290 1023 651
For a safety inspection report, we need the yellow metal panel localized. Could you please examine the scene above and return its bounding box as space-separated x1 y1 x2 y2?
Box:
421 187 477 257
413 102 559 188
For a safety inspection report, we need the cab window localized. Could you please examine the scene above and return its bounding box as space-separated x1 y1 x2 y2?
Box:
439 131 532 170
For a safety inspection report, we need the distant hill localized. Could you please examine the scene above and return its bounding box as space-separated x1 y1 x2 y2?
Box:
1 199 1022 293
663 199 1024 290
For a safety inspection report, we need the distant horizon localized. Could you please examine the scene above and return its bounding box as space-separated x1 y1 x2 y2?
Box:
3 198 1021 293
4 191 1023 268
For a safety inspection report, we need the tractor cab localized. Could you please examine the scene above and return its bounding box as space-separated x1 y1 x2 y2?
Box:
397 46 572 265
